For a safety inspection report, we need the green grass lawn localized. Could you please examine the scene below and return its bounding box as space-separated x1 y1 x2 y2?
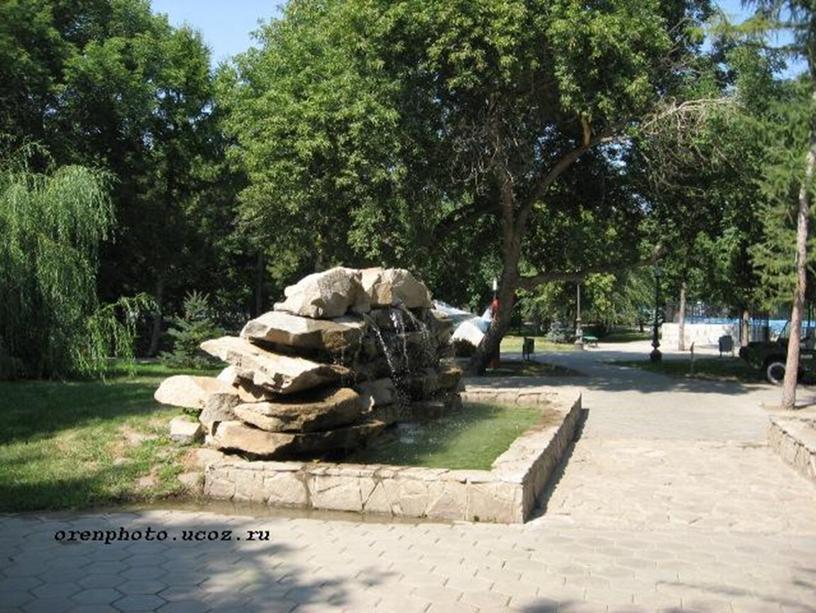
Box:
500 335 578 353
347 402 550 470
485 360 584 378
612 356 765 383
0 362 217 512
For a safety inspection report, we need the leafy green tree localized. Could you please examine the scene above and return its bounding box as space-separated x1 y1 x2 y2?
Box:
0 149 149 378
222 0 715 372
1 1 251 355
736 0 815 409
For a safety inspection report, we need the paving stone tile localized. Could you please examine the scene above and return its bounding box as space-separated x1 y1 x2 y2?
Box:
155 601 208 613
77 575 126 590
0 577 42 592
425 601 477 612
23 598 77 613
120 567 165 581
459 589 510 609
0 592 33 608
70 588 123 605
116 580 167 595
68 605 120 613
112 594 167 611
507 595 559 612
443 575 493 593
30 581 81 599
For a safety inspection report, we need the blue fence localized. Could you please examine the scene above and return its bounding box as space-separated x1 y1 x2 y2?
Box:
685 318 805 338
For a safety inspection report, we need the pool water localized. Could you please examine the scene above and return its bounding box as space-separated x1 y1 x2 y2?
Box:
346 402 547 470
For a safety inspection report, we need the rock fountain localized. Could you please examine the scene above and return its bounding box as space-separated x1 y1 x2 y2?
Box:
156 266 582 523
155 266 462 459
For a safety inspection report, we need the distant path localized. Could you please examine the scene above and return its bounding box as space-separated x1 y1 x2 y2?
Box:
1 342 815 612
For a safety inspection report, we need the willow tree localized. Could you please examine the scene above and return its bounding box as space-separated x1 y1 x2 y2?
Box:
0 152 146 379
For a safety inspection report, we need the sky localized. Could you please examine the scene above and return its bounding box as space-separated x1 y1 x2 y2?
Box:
151 0 283 66
153 0 756 67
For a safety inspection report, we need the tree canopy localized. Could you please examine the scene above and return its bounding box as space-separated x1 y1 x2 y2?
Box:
0 0 812 391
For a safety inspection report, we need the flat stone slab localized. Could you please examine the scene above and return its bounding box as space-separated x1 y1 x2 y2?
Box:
204 386 581 522
154 375 236 409
232 387 364 433
200 336 346 395
212 419 386 458
240 311 365 352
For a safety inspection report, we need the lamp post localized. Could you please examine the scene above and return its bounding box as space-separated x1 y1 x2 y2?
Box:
574 282 583 347
650 265 662 362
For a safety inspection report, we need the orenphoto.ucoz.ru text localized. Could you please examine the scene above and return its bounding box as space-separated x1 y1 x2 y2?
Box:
54 527 274 544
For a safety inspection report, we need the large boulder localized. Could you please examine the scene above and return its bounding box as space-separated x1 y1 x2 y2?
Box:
213 419 385 457
360 268 433 309
200 336 347 395
241 311 365 352
154 375 237 410
232 387 363 433
274 267 370 319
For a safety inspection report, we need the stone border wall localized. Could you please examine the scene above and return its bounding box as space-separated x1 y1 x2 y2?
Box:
203 386 582 523
768 416 816 485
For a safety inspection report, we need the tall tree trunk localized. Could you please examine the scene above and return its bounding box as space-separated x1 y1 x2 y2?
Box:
468 119 522 374
147 276 164 357
782 130 814 408
741 308 750 347
677 280 687 352
469 257 519 375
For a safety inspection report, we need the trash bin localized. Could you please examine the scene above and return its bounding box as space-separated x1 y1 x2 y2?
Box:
522 337 535 361
718 335 734 357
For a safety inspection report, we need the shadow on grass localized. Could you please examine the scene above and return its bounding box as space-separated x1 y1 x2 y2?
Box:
485 360 585 378
0 377 167 445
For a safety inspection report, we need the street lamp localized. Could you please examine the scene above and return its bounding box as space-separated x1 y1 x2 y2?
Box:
574 282 583 347
650 265 662 362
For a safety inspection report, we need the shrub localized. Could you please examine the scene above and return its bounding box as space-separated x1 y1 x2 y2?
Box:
160 291 224 369
546 320 573 344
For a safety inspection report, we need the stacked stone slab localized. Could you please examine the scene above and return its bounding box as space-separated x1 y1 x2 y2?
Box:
154 267 461 459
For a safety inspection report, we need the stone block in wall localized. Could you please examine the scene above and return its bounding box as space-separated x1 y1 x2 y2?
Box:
309 474 377 512
264 471 308 507
467 481 524 523
424 480 469 520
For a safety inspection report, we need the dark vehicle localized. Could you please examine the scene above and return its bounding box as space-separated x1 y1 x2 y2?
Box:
738 321 815 384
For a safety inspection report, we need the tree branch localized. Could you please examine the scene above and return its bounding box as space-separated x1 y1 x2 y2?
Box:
519 244 666 290
515 126 619 237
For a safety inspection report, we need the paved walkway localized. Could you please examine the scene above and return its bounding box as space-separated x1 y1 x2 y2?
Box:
2 343 816 612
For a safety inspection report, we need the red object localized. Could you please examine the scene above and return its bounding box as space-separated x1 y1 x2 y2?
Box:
489 296 500 369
